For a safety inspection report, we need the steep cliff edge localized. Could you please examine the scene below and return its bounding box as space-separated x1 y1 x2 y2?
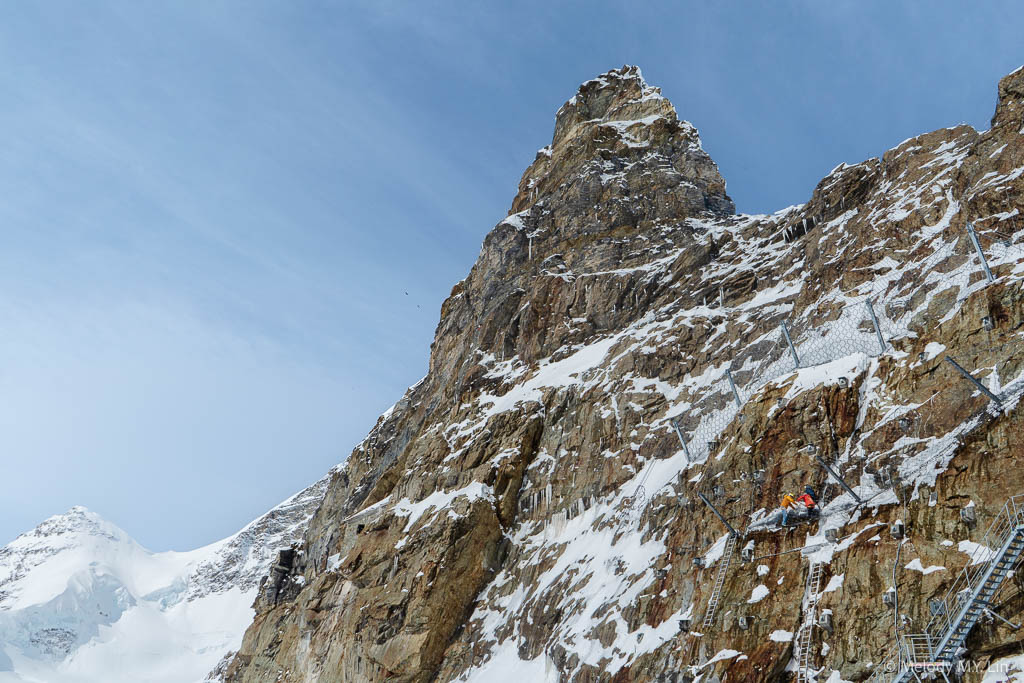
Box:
225 65 1024 682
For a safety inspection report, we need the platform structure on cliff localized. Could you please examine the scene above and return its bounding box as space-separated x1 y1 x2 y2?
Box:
795 561 825 683
868 494 1024 683
701 533 737 630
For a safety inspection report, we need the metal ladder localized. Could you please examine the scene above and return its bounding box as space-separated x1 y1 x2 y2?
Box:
702 533 738 630
868 494 1024 683
796 562 825 683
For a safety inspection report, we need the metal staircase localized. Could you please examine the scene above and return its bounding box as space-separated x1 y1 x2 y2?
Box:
702 533 737 630
868 494 1024 683
796 562 825 683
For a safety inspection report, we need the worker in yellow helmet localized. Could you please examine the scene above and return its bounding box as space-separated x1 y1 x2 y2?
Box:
781 493 797 526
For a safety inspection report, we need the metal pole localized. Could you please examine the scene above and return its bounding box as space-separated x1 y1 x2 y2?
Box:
984 608 1021 630
967 221 995 283
672 419 691 462
697 492 740 538
781 321 800 369
865 299 887 354
814 454 863 504
725 369 742 407
945 356 1003 406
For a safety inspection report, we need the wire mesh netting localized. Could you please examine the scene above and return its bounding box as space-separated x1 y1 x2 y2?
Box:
617 223 1024 529
979 225 1024 279
794 302 890 367
677 374 742 464
666 298 907 472
672 229 1024 465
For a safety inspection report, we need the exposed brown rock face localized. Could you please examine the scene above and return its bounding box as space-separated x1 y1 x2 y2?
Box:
224 65 1024 682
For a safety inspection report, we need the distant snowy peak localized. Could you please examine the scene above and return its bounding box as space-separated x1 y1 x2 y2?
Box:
0 476 328 682
18 506 126 543
4 506 131 559
0 506 142 612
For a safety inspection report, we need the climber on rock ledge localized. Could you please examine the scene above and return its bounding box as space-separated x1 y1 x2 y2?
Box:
780 492 797 526
745 485 823 533
797 486 820 520
782 486 820 526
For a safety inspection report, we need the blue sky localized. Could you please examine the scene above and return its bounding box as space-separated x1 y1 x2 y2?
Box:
1 1 1022 550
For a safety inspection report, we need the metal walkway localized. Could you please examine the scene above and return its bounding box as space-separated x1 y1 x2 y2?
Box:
702 533 737 630
868 494 1024 683
796 562 825 683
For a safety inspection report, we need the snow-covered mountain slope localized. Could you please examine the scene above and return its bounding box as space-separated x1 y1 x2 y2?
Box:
0 477 326 683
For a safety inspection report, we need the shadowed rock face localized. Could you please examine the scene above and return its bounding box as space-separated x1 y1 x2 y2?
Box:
224 65 1024 682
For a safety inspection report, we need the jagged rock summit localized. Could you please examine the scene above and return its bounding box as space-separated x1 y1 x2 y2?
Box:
512 65 733 219
221 65 1024 682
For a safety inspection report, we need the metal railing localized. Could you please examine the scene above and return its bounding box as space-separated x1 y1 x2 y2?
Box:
867 494 1024 683
923 495 1024 646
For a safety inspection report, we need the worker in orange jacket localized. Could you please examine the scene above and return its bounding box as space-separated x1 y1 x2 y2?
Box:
797 486 820 518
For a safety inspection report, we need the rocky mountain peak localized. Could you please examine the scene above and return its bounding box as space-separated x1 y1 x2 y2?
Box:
404 68 743 405
551 65 670 144
509 66 733 219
